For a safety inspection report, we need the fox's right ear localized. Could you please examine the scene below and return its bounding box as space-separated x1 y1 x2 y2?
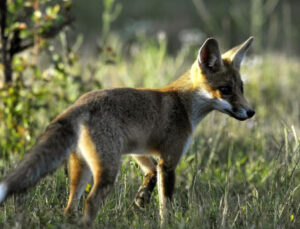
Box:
222 36 254 69
198 38 223 73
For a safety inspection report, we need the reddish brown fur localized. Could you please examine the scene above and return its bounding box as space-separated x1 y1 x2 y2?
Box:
65 153 84 215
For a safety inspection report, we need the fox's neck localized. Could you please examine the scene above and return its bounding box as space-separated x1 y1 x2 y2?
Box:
161 61 214 131
162 61 204 91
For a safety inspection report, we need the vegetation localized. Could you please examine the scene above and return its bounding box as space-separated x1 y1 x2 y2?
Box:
0 0 72 84
0 0 299 228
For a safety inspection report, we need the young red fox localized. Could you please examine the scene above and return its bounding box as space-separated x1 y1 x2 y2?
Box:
0 37 255 226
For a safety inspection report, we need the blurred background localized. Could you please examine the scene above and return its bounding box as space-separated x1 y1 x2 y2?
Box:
72 0 300 55
0 0 299 228
1 0 300 86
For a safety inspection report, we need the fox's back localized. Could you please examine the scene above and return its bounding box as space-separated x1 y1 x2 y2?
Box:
67 88 191 155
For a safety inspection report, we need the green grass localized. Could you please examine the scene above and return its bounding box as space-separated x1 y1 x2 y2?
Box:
0 38 299 228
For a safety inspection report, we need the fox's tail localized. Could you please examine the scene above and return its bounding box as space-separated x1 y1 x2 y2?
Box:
0 117 77 203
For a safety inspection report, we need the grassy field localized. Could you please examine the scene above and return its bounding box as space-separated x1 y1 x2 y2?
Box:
0 37 299 228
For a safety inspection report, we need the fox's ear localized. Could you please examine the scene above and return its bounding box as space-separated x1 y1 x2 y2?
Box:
198 38 223 73
222 36 254 69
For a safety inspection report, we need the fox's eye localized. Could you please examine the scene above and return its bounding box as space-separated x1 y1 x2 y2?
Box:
219 86 232 95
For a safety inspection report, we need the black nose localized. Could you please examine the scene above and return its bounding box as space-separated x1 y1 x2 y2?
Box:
247 109 255 118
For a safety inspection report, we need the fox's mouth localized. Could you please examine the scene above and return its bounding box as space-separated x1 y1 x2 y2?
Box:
224 109 249 121
213 98 255 121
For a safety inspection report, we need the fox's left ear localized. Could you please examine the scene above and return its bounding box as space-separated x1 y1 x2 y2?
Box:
198 38 223 73
222 36 254 69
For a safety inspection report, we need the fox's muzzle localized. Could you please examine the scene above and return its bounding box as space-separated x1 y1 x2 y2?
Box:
224 106 255 121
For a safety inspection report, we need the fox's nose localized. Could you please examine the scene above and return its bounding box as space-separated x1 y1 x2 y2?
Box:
247 109 255 118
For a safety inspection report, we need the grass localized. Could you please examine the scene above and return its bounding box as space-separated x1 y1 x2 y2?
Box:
0 37 299 228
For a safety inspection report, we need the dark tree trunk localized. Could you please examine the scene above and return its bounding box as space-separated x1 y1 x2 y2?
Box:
0 0 12 84
3 57 12 84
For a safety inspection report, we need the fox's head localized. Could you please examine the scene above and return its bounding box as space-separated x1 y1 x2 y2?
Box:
192 37 255 121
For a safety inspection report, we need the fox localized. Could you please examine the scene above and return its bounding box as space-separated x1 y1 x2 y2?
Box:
0 37 255 226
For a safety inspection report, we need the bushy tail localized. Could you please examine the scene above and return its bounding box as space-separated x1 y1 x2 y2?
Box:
0 118 77 203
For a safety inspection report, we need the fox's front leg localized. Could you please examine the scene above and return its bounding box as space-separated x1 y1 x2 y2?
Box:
132 155 157 208
157 159 176 226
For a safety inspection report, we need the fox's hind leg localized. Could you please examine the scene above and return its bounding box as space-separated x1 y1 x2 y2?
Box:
82 160 119 225
132 155 157 208
78 125 121 226
65 153 91 216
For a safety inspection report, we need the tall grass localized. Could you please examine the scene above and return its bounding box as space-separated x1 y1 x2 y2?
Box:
0 36 299 228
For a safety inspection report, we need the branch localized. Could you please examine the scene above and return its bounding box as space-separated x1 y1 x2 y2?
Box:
265 0 280 16
40 16 74 39
13 41 34 55
40 4 74 39
191 0 217 34
192 0 212 26
9 8 74 56
10 30 34 56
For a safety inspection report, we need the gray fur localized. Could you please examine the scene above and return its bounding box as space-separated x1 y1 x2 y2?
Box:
2 117 77 198
0 87 192 205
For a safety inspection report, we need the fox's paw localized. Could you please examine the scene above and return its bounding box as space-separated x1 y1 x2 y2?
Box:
78 216 93 228
134 187 152 209
64 208 81 225
65 207 79 217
